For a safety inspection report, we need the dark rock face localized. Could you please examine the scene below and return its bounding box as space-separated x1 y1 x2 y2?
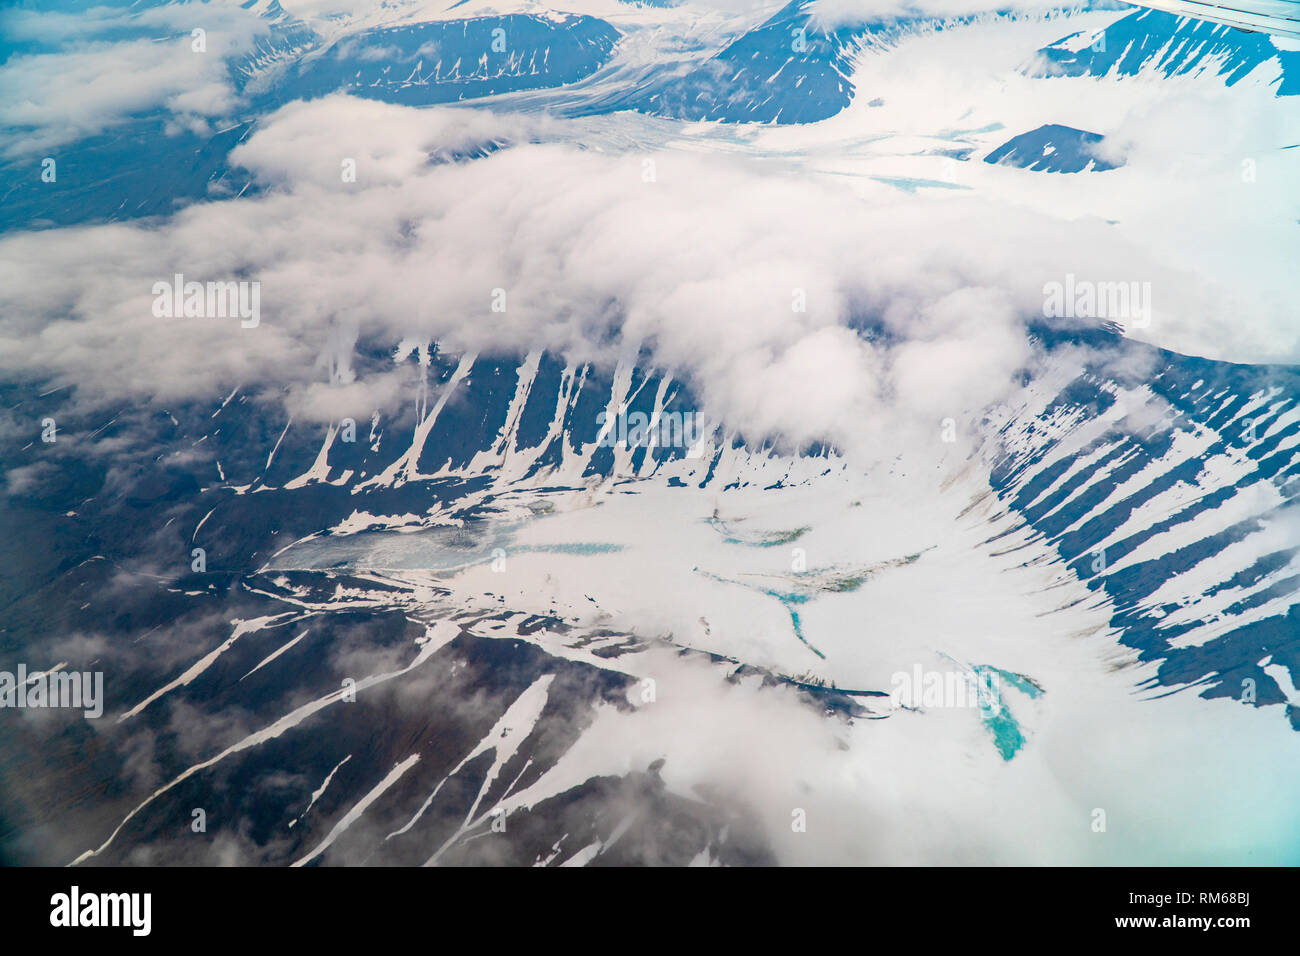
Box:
984 124 1122 174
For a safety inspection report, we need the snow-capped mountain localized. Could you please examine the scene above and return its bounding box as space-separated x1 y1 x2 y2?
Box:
1 0 1298 866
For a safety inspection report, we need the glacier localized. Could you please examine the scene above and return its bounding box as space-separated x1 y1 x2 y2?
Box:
0 0 1298 867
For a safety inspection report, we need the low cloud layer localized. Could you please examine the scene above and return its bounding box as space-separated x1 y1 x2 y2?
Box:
0 1 267 157
2 6 1297 461
0 91 1209 458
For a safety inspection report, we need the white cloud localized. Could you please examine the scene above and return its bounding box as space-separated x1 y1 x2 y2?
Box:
0 1 266 157
0 77 1282 458
1 10 1296 453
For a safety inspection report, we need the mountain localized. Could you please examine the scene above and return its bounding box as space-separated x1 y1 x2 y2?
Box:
984 124 1122 172
1028 7 1300 94
2 0 1298 867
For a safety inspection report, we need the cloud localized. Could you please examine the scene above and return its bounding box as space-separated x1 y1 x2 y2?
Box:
0 88 1275 460
0 1 267 157
1 12 1296 459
